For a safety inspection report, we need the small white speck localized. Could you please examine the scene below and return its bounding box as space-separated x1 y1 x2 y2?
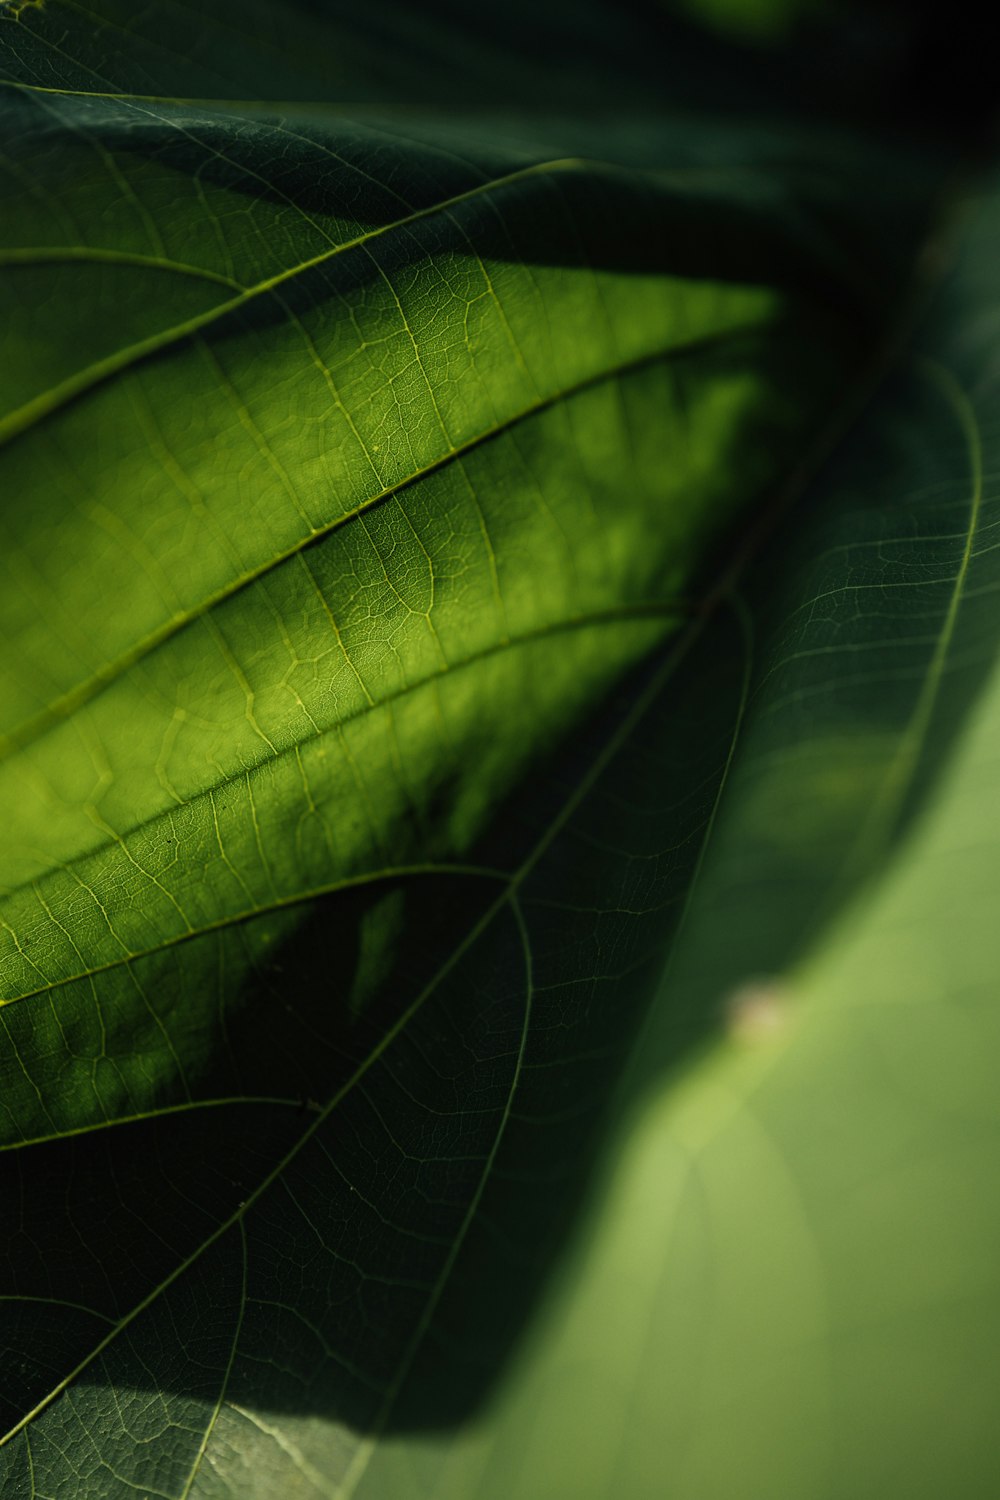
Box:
724 978 789 1044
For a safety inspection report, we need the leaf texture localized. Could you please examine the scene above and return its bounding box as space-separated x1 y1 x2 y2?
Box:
1 3 991 1499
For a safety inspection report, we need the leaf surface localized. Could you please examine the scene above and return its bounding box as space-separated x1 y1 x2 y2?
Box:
0 7 894 1145
1 4 991 1500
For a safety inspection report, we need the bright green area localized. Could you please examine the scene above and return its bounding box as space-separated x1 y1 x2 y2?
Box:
0 49 870 1147
2 3 998 1500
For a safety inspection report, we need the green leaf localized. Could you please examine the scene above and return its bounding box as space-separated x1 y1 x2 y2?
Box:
0 18 896 1148
1 2 993 1498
